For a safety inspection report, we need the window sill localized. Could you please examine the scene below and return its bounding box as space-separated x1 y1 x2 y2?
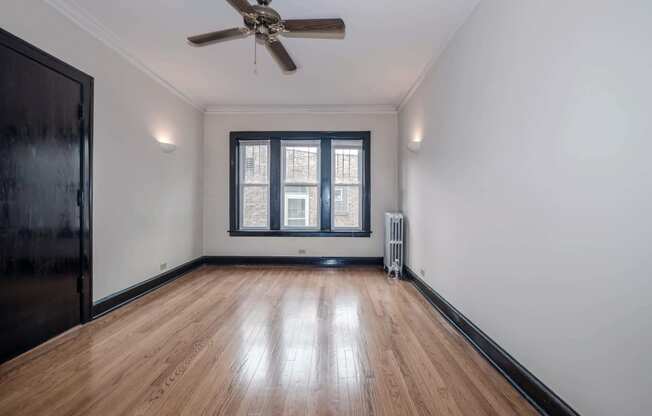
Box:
228 230 372 238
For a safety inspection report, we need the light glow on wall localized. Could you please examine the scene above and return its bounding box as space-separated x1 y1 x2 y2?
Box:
153 132 177 153
407 128 423 152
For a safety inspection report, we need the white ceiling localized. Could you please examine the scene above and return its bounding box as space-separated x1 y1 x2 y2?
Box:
53 0 478 110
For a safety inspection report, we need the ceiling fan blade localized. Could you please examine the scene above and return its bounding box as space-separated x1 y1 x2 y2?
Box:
282 19 345 33
266 38 297 72
226 0 256 16
188 28 250 46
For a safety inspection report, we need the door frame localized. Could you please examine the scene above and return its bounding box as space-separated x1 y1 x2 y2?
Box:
0 28 94 323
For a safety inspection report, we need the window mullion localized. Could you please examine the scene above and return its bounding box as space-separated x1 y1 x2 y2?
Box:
321 138 331 232
269 138 281 230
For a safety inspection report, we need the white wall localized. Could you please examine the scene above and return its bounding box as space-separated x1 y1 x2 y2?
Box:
399 1 652 414
1 1 204 301
204 113 398 257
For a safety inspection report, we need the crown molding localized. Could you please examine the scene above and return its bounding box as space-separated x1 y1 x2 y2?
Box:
204 104 398 115
45 0 203 112
397 1 481 112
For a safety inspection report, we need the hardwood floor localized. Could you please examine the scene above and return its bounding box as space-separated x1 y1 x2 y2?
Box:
0 266 537 415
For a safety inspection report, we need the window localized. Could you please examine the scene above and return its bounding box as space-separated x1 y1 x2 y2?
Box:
239 141 269 229
332 141 362 230
282 141 320 229
230 132 371 237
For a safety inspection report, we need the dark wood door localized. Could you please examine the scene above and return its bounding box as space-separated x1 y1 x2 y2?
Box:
0 39 84 363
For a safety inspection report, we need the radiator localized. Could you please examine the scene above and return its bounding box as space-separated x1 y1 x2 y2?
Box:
384 212 404 278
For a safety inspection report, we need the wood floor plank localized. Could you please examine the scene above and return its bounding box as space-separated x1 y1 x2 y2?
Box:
0 266 538 416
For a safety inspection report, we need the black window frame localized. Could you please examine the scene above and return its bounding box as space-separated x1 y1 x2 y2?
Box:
229 131 371 237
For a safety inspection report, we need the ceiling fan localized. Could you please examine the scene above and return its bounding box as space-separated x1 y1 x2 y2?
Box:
187 0 346 72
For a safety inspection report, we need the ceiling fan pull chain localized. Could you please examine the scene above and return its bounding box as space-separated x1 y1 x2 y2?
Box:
253 23 258 75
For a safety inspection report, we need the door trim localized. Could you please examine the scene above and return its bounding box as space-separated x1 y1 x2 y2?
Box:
0 27 94 323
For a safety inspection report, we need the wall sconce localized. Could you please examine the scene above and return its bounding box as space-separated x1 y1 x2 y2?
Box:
407 138 422 153
158 141 177 153
154 136 177 153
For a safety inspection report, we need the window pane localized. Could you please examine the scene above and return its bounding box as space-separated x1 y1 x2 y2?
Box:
283 186 319 228
242 185 268 228
243 143 268 184
333 185 360 229
284 145 319 184
334 148 360 184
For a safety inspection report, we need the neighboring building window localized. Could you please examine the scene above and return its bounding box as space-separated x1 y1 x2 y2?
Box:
229 132 370 237
239 141 269 229
245 156 255 178
285 190 309 227
334 188 347 214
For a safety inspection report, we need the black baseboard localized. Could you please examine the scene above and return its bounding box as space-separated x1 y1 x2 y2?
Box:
92 256 381 319
203 256 383 267
91 257 205 318
403 266 579 416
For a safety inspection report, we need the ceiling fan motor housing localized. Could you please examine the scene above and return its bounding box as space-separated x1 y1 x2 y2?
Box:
256 0 272 6
245 5 282 33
